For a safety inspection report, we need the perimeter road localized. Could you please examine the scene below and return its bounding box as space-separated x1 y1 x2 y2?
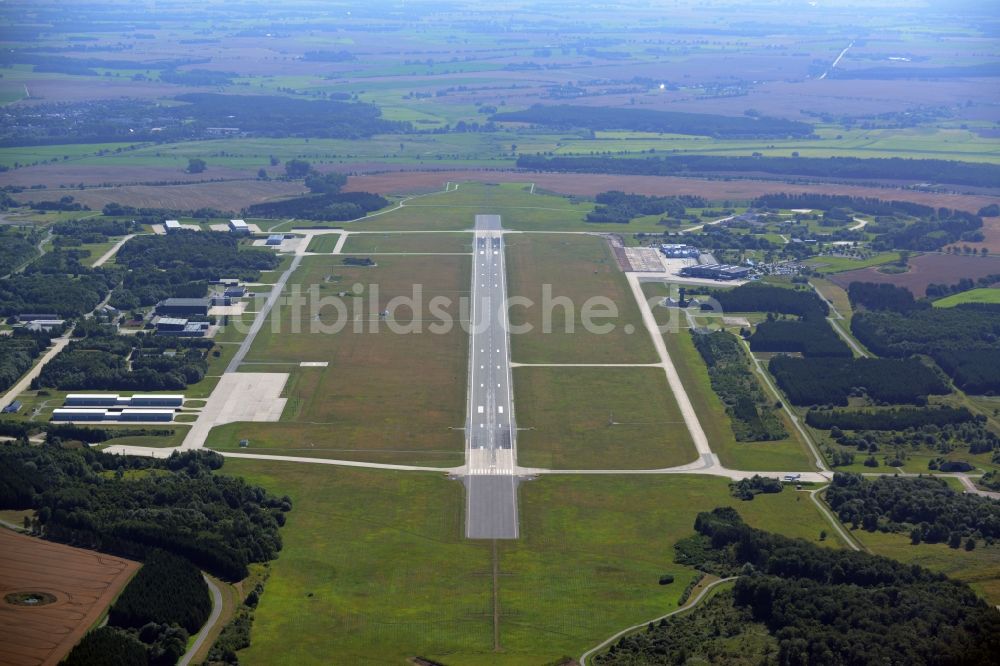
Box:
464 214 519 540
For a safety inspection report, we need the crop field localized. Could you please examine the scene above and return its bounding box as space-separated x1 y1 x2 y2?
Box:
932 287 1000 307
830 253 1000 297
513 366 697 470
207 254 469 466
0 529 140 666
221 459 843 664
342 231 474 254
506 234 655 364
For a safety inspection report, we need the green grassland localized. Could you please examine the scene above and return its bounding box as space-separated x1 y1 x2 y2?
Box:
207 254 469 466
342 231 474 254
662 326 817 472
852 529 1000 605
932 287 1000 307
304 233 343 253
805 251 903 274
513 366 697 470
221 458 844 664
505 233 655 364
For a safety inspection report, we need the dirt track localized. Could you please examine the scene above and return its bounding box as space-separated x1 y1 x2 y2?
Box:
344 169 1000 213
0 529 139 666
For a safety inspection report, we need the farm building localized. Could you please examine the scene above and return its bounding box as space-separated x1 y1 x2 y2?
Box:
229 219 250 234
164 220 181 233
17 313 58 322
266 234 284 246
2 400 22 414
156 298 211 316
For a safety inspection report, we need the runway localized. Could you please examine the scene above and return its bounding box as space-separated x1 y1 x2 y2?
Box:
464 214 520 539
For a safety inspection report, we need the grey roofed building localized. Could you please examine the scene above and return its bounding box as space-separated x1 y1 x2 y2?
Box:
155 298 211 316
17 314 59 322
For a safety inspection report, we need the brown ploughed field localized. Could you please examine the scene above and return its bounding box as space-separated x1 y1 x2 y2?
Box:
830 253 1000 296
0 529 139 666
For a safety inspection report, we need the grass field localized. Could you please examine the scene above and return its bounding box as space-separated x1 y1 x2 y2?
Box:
853 529 1000 605
343 231 474 254
932 287 1000 307
661 327 817 471
207 254 469 466
304 233 344 253
506 234 655 364
513 367 697 469
220 459 844 664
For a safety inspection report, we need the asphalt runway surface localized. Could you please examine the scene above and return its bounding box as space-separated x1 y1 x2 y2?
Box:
464 214 520 539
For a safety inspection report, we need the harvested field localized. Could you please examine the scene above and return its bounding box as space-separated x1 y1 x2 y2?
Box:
830 253 1000 297
15 179 307 212
0 529 139 666
946 216 1000 254
343 170 1000 213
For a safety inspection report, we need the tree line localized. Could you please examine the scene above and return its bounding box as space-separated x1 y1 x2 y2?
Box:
585 191 707 224
518 153 1000 189
494 104 814 138
749 317 851 358
692 330 787 441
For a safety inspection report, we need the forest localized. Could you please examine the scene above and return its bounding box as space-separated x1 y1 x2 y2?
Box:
604 507 1000 665
116 231 278 282
492 104 814 137
585 191 706 224
517 154 1000 188
847 281 927 313
0 329 57 392
768 356 950 406
826 473 1000 544
691 330 786 441
710 283 828 319
0 230 38 275
36 331 210 391
749 318 851 357
850 304 1000 393
244 190 388 221
0 445 290 581
0 272 114 317
1 94 409 146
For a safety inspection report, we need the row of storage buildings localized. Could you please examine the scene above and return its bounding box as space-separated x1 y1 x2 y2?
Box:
51 408 175 422
51 393 185 422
